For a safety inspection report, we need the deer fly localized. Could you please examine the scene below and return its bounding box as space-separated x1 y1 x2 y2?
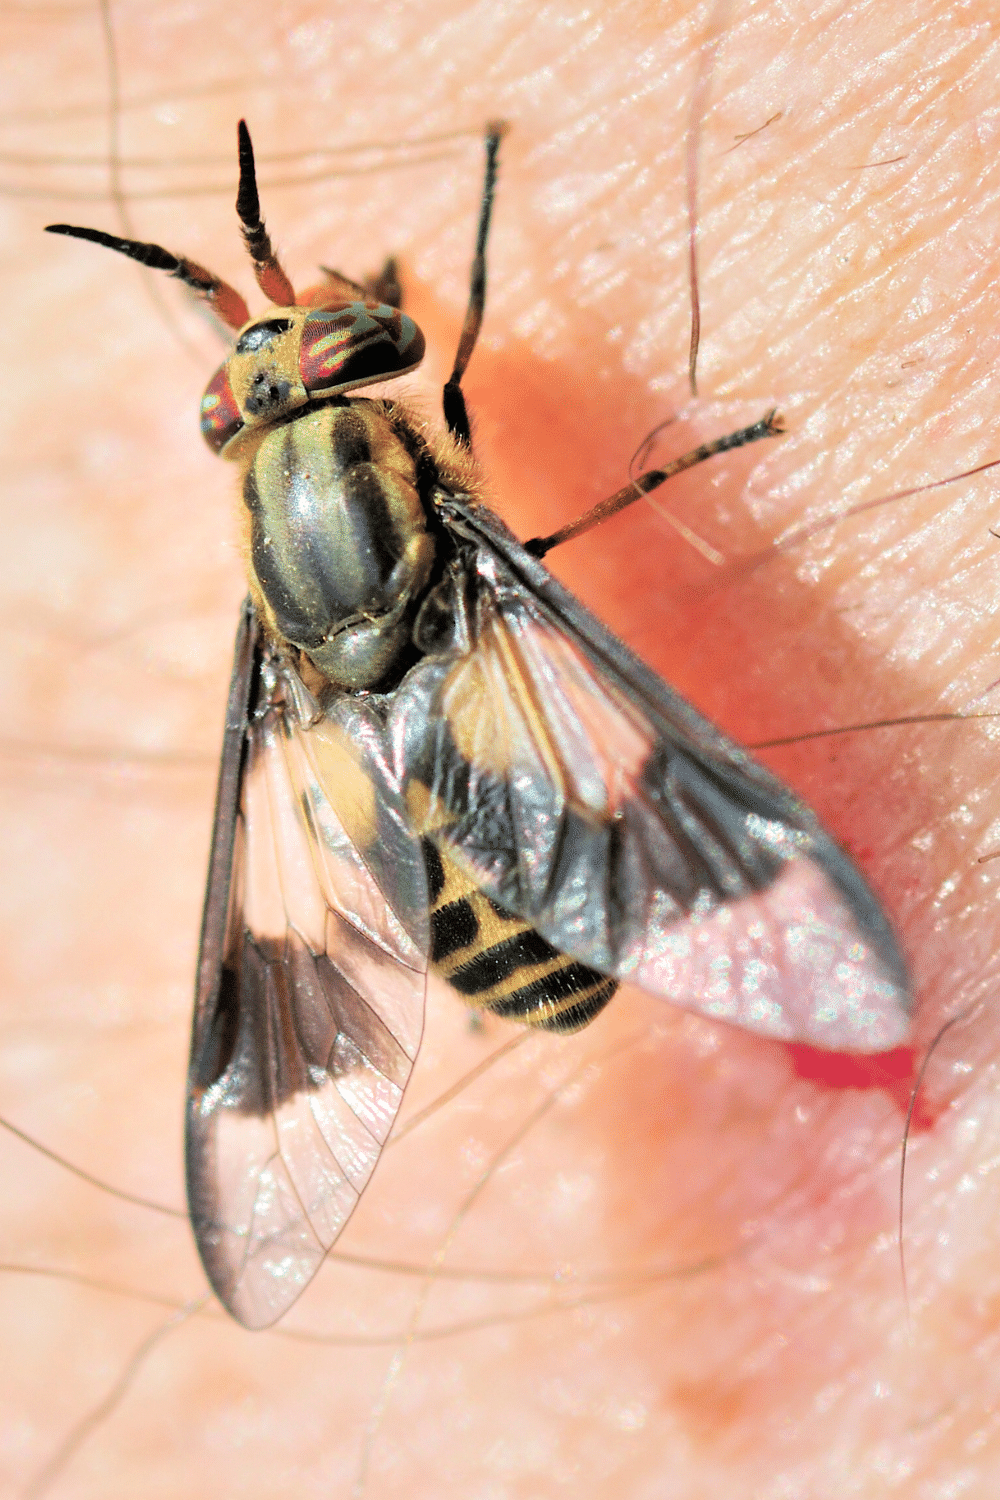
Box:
46 120 911 1331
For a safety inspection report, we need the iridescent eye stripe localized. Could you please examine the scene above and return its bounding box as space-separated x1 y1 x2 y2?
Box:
298 303 425 393
200 365 243 452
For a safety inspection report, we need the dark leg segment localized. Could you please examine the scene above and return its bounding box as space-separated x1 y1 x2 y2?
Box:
524 409 785 557
442 121 508 448
314 258 402 308
365 256 402 309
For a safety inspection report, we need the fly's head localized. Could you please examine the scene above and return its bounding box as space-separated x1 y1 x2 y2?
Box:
201 299 426 458
46 120 428 463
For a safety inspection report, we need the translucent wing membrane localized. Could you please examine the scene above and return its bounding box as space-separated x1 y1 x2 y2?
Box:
191 504 909 1326
187 607 427 1329
401 498 910 1054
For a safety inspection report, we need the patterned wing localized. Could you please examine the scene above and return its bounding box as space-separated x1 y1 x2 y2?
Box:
391 498 910 1053
186 603 428 1329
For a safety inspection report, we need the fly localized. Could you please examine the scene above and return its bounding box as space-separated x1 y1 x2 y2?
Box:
46 119 911 1330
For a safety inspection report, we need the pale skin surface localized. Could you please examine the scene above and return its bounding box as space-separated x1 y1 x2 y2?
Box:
2 1 1000 1496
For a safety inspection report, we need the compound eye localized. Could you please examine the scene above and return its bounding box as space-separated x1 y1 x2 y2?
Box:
201 364 244 453
235 317 293 354
299 302 425 395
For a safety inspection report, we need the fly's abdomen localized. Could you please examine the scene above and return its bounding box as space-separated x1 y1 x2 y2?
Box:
243 399 435 690
422 838 617 1033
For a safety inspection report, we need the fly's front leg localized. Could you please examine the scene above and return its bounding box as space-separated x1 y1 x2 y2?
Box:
314 257 402 308
442 121 508 449
366 256 402 308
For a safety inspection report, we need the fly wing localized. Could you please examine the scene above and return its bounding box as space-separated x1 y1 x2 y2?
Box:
401 498 910 1054
187 602 427 1330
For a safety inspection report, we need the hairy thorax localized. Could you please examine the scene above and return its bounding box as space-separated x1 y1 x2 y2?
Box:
239 398 437 690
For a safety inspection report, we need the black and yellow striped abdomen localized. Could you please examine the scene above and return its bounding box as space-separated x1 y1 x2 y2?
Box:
421 839 617 1033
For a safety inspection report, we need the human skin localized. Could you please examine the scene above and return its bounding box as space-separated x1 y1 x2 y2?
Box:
2 1 1000 1496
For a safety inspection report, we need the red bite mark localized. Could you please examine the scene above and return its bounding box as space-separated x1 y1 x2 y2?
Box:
787 1044 938 1130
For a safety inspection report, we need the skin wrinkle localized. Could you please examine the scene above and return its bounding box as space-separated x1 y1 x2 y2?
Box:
3 1 1000 1496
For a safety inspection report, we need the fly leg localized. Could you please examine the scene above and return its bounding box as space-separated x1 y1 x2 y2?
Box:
442 121 508 448
524 410 785 557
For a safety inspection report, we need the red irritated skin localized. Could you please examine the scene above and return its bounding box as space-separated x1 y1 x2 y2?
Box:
4 2 1000 1497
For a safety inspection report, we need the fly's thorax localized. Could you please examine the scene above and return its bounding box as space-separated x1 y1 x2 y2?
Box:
241 399 436 691
200 300 426 457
